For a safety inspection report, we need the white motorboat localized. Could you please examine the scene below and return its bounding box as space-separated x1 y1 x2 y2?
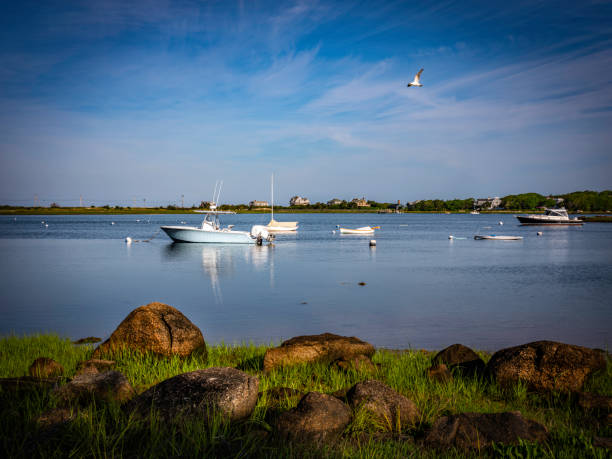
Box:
470 210 480 215
161 182 272 244
266 174 298 232
161 209 272 244
474 234 523 240
339 226 379 234
516 208 583 225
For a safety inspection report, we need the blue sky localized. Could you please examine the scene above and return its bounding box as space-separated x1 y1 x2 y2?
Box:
1 0 611 206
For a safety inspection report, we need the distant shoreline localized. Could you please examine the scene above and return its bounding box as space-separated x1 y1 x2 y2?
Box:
0 207 549 215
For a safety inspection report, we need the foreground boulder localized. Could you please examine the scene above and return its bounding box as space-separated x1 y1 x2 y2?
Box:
75 359 116 376
263 333 375 371
426 411 548 449
128 367 258 422
431 344 485 378
347 380 420 430
276 392 351 444
486 341 606 392
53 371 135 404
29 357 64 378
93 302 206 359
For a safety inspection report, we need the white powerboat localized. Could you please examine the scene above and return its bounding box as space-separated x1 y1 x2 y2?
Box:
474 234 523 240
516 208 583 225
339 226 378 234
161 209 272 244
266 174 298 232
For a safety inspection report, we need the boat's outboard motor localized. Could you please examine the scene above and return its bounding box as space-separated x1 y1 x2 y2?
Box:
250 225 274 245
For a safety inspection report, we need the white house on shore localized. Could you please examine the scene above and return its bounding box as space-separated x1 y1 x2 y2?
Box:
249 200 269 207
327 198 343 205
290 196 310 206
351 197 370 207
475 196 502 209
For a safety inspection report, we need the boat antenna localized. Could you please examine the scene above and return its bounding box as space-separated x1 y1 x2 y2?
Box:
215 180 223 207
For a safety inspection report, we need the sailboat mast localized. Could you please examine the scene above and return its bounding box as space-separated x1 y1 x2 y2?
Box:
271 173 274 221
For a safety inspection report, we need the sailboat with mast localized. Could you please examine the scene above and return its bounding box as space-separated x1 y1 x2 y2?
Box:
266 174 298 232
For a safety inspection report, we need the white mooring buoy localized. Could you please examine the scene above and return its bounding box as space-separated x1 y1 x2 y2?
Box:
125 237 132 244
369 239 376 247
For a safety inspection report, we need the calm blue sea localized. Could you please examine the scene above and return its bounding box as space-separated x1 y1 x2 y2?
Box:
0 213 610 351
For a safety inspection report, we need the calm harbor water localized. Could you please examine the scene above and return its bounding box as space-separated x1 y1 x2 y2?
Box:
0 213 610 351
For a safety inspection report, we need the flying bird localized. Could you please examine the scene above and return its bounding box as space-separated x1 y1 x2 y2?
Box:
407 68 424 87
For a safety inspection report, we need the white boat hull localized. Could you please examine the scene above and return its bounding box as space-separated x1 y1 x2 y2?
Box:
339 227 375 234
161 226 255 244
474 235 523 240
266 220 298 232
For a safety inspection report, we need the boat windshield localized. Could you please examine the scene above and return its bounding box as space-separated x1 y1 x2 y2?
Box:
545 208 568 218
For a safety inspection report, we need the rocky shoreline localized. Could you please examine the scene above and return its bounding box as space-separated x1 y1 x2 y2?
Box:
1 302 610 457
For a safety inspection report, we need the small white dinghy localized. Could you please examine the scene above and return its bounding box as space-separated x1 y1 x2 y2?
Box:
474 235 523 240
339 226 379 234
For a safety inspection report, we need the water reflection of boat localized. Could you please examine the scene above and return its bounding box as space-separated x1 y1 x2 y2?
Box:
163 243 272 303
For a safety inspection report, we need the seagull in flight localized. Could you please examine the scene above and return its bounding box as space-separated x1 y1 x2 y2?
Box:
407 68 424 87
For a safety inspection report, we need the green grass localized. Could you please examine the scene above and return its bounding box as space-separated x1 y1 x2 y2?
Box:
1 335 610 458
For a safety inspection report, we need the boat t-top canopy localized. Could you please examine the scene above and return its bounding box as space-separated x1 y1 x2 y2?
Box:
545 208 568 217
194 210 236 214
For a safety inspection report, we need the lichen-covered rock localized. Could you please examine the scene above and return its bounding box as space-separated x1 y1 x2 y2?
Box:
263 333 375 371
486 341 606 392
75 359 116 376
29 357 64 378
426 411 548 449
347 380 420 430
92 302 206 359
432 344 485 378
276 392 351 444
127 367 258 422
53 370 135 404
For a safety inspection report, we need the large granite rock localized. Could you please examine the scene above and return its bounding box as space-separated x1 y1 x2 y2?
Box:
432 344 485 378
53 370 135 404
486 341 606 392
276 392 351 444
426 411 548 449
263 333 375 372
127 367 258 422
92 302 206 359
29 357 64 378
347 380 420 431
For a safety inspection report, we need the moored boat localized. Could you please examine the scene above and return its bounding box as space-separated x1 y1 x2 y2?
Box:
516 208 582 225
474 234 523 240
339 226 378 234
265 174 298 232
161 209 272 244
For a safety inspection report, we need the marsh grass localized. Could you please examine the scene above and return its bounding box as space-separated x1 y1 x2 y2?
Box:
0 335 610 458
